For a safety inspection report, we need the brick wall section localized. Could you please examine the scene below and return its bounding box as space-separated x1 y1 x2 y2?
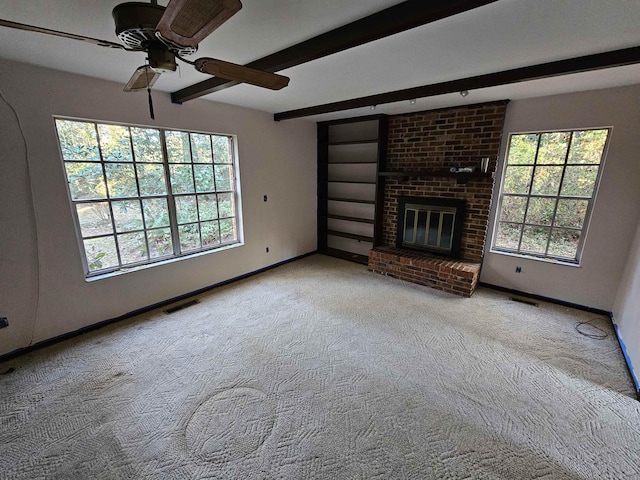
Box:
382 101 508 263
369 247 480 297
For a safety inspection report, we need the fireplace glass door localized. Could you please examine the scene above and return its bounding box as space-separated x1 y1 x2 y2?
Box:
403 204 457 252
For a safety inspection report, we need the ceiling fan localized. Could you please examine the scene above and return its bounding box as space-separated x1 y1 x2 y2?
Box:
0 0 290 117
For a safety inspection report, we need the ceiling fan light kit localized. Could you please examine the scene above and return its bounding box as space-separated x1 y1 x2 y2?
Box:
123 65 161 92
0 0 290 118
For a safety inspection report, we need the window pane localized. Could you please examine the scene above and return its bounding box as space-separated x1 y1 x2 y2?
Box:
76 202 113 237
537 132 569 165
98 125 132 162
525 197 556 226
179 224 200 251
194 164 215 192
201 220 220 246
555 199 588 229
568 130 608 164
212 135 232 163
214 164 233 191
494 129 607 263
499 196 527 223
507 134 538 165
220 218 237 243
65 163 107 200
548 228 580 259
143 198 170 228
84 236 118 272
520 226 550 253
56 120 100 161
147 228 173 258
166 131 191 163
531 166 563 196
117 231 147 264
560 165 598 197
191 133 213 163
494 223 521 250
217 193 234 218
137 164 167 196
169 164 194 194
198 194 218 221
105 163 138 198
57 119 241 276
503 166 533 194
131 127 162 163
175 195 198 224
112 200 143 232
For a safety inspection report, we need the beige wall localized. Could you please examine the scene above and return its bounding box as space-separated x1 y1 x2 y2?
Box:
613 220 640 391
481 85 640 311
0 59 317 357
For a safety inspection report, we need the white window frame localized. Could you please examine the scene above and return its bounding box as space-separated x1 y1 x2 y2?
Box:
490 127 610 265
54 117 243 278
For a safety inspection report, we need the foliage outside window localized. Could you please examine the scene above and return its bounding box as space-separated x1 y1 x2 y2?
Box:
493 128 609 263
55 118 241 276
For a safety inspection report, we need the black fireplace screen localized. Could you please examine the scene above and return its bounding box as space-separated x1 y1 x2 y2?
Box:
397 197 466 258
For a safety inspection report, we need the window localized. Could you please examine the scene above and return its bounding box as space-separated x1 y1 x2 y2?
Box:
492 128 609 263
55 118 241 277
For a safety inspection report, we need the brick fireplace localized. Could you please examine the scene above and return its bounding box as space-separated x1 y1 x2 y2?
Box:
368 101 508 296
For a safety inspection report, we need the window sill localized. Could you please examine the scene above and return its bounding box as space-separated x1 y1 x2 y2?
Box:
488 248 581 268
85 241 244 282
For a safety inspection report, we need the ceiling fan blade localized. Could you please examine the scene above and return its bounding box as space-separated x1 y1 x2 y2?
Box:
156 0 242 48
123 66 162 92
0 18 125 49
195 58 289 90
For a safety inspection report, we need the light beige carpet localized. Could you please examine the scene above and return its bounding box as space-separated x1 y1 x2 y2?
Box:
1 254 638 479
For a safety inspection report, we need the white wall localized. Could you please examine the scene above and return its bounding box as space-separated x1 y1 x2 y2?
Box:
481 85 640 311
613 220 640 392
0 59 317 357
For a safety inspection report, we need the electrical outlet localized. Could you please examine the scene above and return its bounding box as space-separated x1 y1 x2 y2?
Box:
0 317 8 329
266 247 270 253
263 195 268 202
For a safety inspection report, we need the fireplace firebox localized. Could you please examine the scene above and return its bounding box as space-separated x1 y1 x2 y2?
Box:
396 196 466 258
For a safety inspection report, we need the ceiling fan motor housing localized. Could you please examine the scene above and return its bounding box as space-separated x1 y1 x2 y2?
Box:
148 47 177 73
112 2 196 56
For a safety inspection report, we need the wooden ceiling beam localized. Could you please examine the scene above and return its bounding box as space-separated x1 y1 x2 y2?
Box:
171 0 499 103
273 46 640 121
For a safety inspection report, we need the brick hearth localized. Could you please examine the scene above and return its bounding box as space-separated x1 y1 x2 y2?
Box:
369 246 480 297
368 101 508 296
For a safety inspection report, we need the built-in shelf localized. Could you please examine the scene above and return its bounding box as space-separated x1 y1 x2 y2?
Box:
318 115 388 264
323 161 377 165
328 180 377 185
326 214 375 224
325 196 376 205
322 247 369 265
326 230 373 242
328 139 379 146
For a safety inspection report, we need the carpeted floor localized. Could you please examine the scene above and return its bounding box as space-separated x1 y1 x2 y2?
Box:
1 254 638 479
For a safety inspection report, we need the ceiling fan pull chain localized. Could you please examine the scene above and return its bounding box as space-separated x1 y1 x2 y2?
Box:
147 87 155 120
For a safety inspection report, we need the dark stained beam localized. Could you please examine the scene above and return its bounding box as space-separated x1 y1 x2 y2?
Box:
273 46 640 120
171 0 499 103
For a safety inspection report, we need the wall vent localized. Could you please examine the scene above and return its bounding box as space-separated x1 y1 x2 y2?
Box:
165 299 200 314
510 297 538 307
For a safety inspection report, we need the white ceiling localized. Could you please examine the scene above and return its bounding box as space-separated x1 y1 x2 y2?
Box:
1 0 639 122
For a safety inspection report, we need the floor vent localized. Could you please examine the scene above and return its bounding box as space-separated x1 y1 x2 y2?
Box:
509 297 539 307
165 299 200 314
